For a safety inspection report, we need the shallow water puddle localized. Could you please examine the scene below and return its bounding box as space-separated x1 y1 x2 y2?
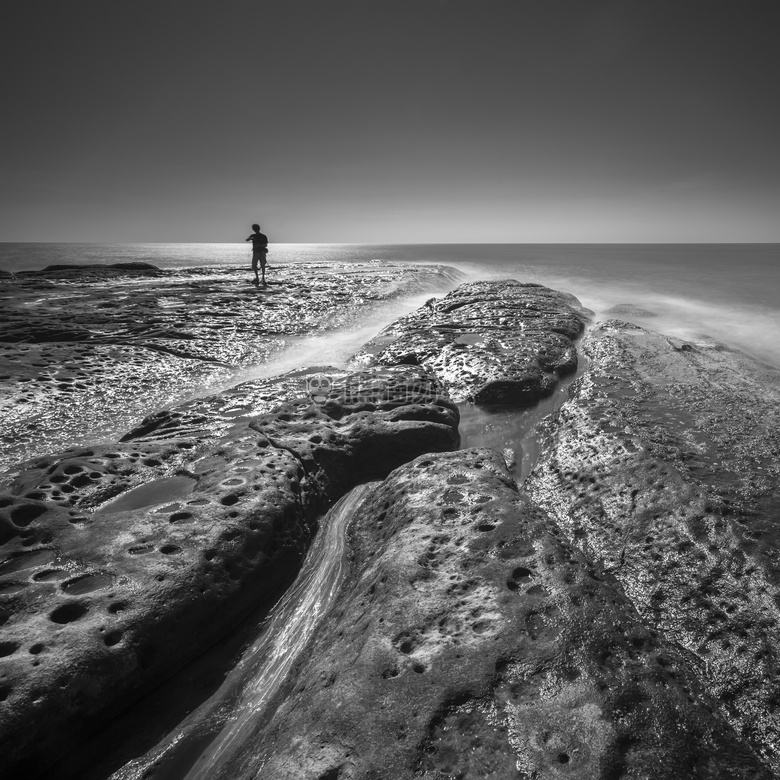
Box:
61 572 114 595
95 476 196 514
0 549 56 576
458 356 588 482
454 332 483 345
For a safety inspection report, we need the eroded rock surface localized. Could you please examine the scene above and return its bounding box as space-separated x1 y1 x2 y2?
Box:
0 366 458 778
219 449 768 779
353 280 588 405
527 321 780 771
0 261 458 469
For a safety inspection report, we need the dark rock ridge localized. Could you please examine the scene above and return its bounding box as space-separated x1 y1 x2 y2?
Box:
25 262 163 274
0 366 458 779
0 261 459 470
352 280 588 405
222 449 769 779
526 321 780 772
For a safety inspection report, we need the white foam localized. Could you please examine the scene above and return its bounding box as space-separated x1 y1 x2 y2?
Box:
435 259 780 370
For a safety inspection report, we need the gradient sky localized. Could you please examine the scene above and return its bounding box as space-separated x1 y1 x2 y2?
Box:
2 0 779 242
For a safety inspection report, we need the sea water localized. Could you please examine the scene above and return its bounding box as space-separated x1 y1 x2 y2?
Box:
2 242 778 368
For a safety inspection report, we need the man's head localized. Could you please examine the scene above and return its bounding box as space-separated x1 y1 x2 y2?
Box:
252 223 261 232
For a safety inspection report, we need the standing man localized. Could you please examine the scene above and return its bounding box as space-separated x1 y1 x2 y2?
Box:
245 223 269 286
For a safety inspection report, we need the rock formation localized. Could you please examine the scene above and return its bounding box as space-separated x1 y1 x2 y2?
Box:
353 280 588 404
0 261 458 469
527 321 780 772
0 366 458 778
217 449 770 779
3 273 780 780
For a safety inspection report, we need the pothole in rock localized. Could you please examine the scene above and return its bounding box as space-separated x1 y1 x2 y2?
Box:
0 549 56 576
454 333 484 346
61 573 113 595
95 476 197 514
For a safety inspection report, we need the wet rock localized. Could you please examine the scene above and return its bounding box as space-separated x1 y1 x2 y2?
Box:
0 262 459 469
527 321 780 772
0 324 96 342
0 366 458 779
221 449 769 779
353 280 588 405
26 262 163 275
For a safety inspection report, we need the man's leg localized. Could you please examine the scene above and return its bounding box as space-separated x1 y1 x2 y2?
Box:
251 255 260 285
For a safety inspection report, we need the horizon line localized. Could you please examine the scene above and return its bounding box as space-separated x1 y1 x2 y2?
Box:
2 240 779 246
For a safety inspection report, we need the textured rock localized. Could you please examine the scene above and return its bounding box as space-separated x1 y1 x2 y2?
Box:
119 364 445 447
526 321 780 771
0 366 458 778
220 449 769 779
0 261 459 469
352 280 588 405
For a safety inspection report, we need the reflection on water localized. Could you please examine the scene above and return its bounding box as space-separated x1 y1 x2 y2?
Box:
458 357 587 483
94 476 196 515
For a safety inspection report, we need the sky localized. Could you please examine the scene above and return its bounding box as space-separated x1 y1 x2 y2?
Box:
2 0 779 243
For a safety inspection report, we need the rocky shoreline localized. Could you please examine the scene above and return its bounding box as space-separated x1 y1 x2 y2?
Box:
1 269 779 779
528 322 780 771
0 261 459 471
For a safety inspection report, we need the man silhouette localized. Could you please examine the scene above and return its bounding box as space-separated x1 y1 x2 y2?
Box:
245 223 269 286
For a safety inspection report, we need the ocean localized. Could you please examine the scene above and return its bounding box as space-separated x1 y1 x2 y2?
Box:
2 242 779 369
